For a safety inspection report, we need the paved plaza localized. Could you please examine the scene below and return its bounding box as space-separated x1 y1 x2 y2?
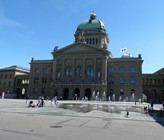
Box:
0 99 163 140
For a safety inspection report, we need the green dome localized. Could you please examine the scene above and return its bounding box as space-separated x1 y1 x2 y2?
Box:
77 12 106 30
77 19 105 30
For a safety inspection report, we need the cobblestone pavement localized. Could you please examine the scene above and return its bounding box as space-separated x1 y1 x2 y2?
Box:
0 99 163 140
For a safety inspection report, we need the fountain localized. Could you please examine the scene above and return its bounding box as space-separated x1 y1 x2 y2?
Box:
119 96 122 102
102 91 106 101
92 91 95 100
124 97 129 102
58 101 145 114
112 94 115 101
97 91 100 101
130 93 135 102
108 96 111 102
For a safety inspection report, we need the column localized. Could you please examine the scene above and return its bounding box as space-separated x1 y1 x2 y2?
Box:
83 58 86 81
61 58 65 80
93 57 96 80
72 58 75 80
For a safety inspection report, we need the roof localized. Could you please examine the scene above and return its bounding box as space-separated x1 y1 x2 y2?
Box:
77 12 106 30
154 67 164 74
0 65 30 73
77 19 106 30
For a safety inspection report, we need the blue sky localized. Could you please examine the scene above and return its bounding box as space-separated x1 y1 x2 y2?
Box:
0 0 164 73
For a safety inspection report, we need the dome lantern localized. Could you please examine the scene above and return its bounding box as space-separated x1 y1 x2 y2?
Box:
90 12 96 20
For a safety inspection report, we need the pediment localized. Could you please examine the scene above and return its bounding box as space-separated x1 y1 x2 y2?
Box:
55 42 106 55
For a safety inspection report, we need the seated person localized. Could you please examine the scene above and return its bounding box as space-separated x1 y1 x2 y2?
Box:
28 101 33 107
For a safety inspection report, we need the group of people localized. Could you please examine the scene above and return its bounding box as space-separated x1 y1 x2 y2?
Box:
51 96 58 106
27 96 58 108
28 96 45 108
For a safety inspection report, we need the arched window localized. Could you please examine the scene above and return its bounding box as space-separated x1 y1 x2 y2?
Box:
76 67 83 77
97 69 101 78
86 66 93 77
65 67 72 77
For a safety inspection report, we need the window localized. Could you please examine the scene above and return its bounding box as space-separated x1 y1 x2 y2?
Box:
34 77 39 84
90 39 92 44
43 68 48 73
76 67 83 77
65 67 72 77
108 77 114 84
95 38 98 45
34 68 39 73
130 77 136 85
93 38 95 45
33 88 37 93
97 71 101 78
108 67 114 72
8 81 11 87
42 77 47 84
10 74 12 78
86 66 94 77
86 39 89 44
119 66 124 72
130 66 135 72
119 77 125 85
57 69 61 78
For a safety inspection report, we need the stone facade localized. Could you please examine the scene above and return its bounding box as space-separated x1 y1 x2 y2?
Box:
27 13 143 101
142 68 164 102
0 65 29 98
1 13 163 102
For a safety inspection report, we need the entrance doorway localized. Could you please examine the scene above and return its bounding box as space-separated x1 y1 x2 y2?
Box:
73 88 80 100
63 88 69 100
85 88 91 100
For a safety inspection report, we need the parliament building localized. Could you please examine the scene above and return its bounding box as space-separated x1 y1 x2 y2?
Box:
0 13 164 102
28 13 143 101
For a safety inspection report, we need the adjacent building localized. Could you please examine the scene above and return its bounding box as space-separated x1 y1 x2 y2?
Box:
142 68 164 102
0 65 29 98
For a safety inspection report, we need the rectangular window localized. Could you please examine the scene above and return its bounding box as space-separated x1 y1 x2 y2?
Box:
43 68 48 73
119 77 125 85
33 88 37 93
130 66 135 72
42 77 47 84
34 68 39 73
108 67 114 72
86 39 89 44
8 81 11 87
34 77 39 84
119 66 124 72
10 74 12 78
108 77 114 84
93 38 95 45
95 38 98 45
130 77 136 85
